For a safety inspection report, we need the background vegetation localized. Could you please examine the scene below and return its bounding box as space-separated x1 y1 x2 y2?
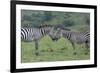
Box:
21 10 90 63
21 10 90 31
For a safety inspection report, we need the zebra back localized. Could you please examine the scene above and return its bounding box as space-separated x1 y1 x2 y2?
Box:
56 26 90 44
21 25 56 42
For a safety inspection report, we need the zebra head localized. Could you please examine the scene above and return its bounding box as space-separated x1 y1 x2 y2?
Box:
49 29 61 41
48 25 66 41
52 25 71 40
39 24 60 41
47 25 61 41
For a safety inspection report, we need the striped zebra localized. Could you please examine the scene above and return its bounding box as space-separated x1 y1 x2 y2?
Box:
54 26 90 54
21 25 58 56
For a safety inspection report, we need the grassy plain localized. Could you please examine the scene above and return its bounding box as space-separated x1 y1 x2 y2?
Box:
21 36 90 63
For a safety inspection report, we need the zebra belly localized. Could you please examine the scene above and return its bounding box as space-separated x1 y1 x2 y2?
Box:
70 36 86 44
21 38 34 42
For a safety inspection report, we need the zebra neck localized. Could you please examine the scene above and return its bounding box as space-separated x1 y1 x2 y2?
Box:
63 32 71 40
40 28 47 37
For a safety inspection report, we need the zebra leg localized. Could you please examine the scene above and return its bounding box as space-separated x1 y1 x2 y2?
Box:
85 41 90 55
71 42 75 50
70 41 77 55
35 40 39 56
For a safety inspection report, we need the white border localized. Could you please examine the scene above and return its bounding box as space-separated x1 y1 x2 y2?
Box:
16 4 94 69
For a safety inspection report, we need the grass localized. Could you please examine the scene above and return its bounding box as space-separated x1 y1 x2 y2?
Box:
21 36 90 63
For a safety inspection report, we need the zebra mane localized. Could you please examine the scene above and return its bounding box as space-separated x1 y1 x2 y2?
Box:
60 27 71 31
55 24 71 31
38 24 53 28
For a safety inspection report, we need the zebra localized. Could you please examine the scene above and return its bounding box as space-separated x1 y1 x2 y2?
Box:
54 26 90 54
21 25 58 56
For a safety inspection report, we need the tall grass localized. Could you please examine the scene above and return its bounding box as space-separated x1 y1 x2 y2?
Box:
21 36 90 63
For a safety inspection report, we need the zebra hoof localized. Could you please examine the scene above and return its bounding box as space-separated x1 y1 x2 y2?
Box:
49 49 53 52
61 48 65 50
35 52 39 56
84 52 88 55
73 52 77 55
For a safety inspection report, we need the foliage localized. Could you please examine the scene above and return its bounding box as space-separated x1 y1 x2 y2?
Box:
21 10 90 31
21 36 90 63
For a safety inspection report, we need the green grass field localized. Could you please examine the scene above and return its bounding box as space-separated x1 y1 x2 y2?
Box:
21 36 90 63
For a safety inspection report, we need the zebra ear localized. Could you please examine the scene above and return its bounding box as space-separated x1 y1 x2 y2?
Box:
56 29 62 37
56 28 61 34
57 28 61 31
40 24 43 27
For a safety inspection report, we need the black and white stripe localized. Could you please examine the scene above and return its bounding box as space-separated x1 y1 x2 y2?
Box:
21 25 56 55
56 27 90 50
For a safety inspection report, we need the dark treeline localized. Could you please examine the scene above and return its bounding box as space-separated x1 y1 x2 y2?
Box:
21 10 90 31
